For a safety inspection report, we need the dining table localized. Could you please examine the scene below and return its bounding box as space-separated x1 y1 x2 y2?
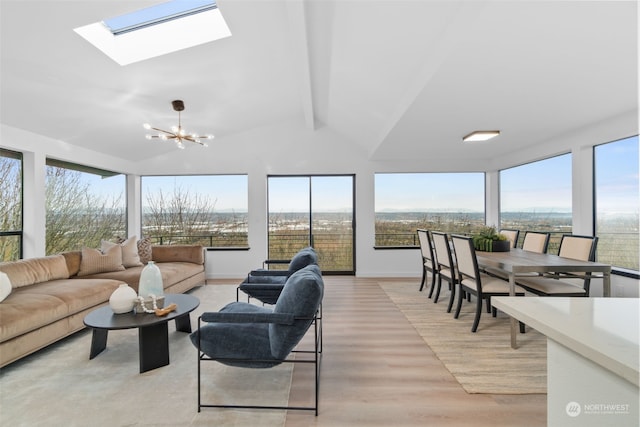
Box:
474 248 612 349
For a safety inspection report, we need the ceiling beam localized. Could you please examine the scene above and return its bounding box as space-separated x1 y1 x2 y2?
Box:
285 0 316 130
369 2 486 158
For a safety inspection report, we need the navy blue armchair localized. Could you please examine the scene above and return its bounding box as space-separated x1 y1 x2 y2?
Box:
237 247 319 304
191 263 324 414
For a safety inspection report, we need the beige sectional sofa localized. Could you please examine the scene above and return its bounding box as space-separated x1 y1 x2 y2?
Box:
0 245 205 368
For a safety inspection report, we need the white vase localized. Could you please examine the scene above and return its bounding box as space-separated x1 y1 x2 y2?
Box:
109 284 137 314
138 261 164 298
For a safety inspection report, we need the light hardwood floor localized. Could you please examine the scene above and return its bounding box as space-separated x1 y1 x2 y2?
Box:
278 276 547 426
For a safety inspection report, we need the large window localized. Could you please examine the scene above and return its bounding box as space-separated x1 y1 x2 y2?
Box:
45 160 126 254
594 135 639 271
268 175 355 273
500 154 572 253
141 175 248 247
375 173 485 246
0 149 23 261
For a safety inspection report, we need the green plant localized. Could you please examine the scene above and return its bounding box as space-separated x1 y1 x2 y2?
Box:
472 226 508 251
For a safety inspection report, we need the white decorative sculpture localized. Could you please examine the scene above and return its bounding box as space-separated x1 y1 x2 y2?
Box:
109 284 137 314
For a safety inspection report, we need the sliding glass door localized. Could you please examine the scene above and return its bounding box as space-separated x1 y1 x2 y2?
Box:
267 175 355 274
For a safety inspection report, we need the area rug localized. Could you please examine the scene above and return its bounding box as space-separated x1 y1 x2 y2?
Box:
0 285 292 427
380 281 547 394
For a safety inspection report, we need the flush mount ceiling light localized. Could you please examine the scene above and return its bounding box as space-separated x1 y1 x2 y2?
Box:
143 100 213 149
462 130 501 142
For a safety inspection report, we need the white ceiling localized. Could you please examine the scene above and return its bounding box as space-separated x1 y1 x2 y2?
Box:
1 0 638 164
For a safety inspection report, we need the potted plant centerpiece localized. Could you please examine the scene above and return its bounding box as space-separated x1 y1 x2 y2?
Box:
472 226 511 252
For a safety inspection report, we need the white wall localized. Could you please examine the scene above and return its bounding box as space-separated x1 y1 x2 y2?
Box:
1 117 638 295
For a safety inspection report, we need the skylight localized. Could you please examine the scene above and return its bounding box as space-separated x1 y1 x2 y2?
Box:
74 0 231 66
103 0 217 35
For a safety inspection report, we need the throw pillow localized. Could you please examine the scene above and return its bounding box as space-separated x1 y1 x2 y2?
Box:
77 245 125 277
137 236 152 264
101 235 142 268
0 271 11 302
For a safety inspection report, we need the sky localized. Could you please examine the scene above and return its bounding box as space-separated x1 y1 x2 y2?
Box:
77 136 638 215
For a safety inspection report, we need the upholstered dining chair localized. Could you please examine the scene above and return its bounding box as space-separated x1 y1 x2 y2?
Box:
521 231 550 253
192 264 323 415
516 235 598 297
499 229 520 249
450 235 526 333
430 231 458 313
484 230 550 280
417 229 439 296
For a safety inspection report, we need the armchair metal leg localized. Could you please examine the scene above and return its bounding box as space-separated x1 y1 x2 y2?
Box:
196 315 321 416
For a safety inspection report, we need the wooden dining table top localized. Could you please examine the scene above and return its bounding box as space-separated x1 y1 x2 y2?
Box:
475 248 612 275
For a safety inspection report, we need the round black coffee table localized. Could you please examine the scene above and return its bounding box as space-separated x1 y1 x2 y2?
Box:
83 293 200 373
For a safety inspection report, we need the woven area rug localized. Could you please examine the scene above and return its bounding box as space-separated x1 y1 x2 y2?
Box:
0 285 292 427
380 281 547 394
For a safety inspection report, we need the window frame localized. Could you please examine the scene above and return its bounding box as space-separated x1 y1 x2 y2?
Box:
499 153 573 253
0 148 24 260
374 172 486 248
140 174 249 248
593 135 639 274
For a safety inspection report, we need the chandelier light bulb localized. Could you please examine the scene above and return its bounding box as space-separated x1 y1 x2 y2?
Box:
176 141 185 149
143 123 151 130
159 134 167 140
171 125 179 133
145 134 152 140
206 134 214 139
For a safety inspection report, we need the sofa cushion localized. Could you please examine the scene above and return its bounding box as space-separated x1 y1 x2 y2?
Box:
137 237 152 264
61 251 82 277
77 246 125 277
0 272 11 302
270 264 323 359
102 236 142 268
0 278 122 341
0 255 69 288
152 245 204 264
72 262 204 293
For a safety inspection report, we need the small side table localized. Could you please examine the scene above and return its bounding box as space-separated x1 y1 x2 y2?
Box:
83 293 200 373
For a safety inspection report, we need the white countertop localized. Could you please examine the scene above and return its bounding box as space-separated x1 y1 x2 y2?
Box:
492 297 640 387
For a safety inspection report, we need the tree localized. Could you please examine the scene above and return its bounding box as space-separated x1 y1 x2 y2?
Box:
143 185 218 245
45 167 125 254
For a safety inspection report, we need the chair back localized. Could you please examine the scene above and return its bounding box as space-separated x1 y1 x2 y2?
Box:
271 264 324 359
417 229 436 265
500 229 520 249
558 235 598 261
450 235 481 292
522 232 550 253
286 247 318 276
431 231 454 270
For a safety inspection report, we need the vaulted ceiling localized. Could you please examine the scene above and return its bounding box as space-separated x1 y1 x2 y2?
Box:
1 1 637 164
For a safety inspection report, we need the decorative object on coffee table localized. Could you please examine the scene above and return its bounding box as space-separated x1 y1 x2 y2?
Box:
109 284 137 314
137 261 164 313
472 226 511 252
